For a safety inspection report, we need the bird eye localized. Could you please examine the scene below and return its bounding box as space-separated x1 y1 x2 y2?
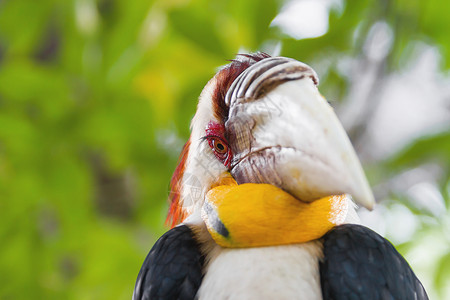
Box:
205 136 232 168
204 122 232 168
212 138 227 154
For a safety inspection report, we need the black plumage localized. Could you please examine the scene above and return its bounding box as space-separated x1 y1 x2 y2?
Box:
320 224 428 300
133 225 204 300
133 222 428 299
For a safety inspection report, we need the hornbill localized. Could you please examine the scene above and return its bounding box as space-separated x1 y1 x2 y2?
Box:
133 53 428 300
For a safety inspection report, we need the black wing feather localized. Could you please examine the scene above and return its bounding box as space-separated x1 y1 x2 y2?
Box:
320 224 428 300
133 225 204 300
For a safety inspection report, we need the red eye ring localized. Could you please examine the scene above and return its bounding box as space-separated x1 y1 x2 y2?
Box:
205 135 232 168
205 121 232 168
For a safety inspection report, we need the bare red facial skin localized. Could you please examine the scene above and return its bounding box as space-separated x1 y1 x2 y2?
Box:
205 121 232 168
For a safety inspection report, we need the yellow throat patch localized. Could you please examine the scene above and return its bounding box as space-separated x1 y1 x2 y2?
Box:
201 178 349 248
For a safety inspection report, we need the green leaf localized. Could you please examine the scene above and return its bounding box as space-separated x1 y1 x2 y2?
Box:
385 130 450 170
435 252 450 298
168 8 227 57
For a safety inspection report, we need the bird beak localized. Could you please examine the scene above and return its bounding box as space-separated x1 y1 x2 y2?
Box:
225 57 374 209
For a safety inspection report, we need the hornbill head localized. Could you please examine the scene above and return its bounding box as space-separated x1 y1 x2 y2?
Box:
168 53 374 245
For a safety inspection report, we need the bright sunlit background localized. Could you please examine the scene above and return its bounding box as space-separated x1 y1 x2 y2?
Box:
0 0 449 299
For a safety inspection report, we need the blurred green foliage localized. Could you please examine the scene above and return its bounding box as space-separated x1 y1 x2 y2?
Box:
0 0 448 299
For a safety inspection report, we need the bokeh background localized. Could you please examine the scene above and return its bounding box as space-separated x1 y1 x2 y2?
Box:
0 0 449 299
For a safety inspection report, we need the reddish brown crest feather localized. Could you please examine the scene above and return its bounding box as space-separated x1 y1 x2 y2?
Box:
212 52 271 123
166 139 190 228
